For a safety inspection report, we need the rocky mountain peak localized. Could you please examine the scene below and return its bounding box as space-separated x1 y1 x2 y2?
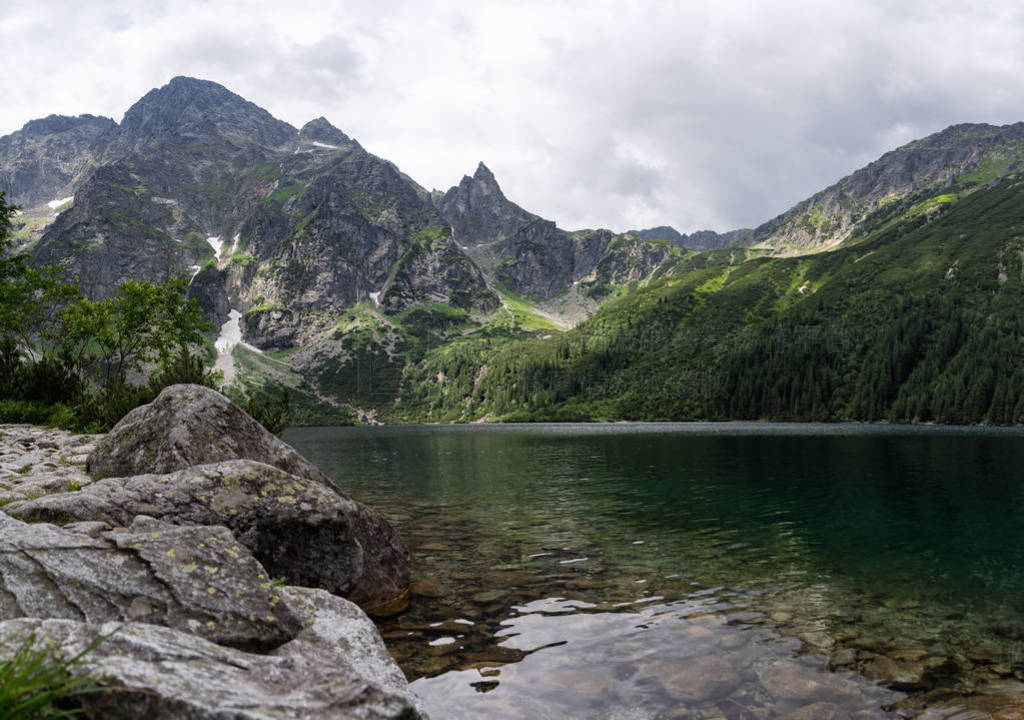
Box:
299 117 353 145
742 120 1024 255
0 114 117 207
117 76 296 149
439 162 539 246
472 162 498 190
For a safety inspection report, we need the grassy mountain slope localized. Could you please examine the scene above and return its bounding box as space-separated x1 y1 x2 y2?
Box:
744 122 1024 255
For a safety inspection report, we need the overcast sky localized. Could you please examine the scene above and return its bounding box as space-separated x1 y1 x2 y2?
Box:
4 0 1024 233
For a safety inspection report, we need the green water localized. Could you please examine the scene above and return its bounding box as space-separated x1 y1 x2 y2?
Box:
283 423 1024 718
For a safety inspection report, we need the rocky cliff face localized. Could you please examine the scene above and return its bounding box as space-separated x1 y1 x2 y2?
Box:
439 163 674 300
0 114 116 208
30 162 210 297
10 77 497 351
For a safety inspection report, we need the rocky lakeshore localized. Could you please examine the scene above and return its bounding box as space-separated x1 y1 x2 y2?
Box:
0 385 425 719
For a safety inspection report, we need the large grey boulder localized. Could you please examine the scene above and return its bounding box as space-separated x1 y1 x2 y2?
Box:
78 384 410 614
0 594 426 719
86 384 329 483
7 459 409 611
0 513 300 651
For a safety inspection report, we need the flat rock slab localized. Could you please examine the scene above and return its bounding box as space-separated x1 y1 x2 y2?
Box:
0 598 426 719
0 424 97 504
7 459 409 611
0 513 300 651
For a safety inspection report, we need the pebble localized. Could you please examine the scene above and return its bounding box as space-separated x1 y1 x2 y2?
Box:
471 589 508 604
412 579 450 599
862 656 925 687
830 648 858 667
651 655 741 703
779 701 852 720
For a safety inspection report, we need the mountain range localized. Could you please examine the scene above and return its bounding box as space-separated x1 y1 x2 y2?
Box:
5 76 1024 424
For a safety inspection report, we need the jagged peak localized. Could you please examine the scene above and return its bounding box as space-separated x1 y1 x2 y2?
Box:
439 161 542 247
453 161 503 198
299 117 355 147
473 162 496 182
119 76 296 147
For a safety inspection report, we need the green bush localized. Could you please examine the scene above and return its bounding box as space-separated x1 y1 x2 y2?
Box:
243 386 292 435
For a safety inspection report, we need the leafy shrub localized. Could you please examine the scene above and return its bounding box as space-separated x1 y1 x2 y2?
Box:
243 386 292 435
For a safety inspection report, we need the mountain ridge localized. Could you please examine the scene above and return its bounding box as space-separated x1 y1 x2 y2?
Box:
2 76 674 419
6 76 1024 424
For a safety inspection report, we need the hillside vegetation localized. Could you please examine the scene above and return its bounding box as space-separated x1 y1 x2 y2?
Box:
389 170 1024 424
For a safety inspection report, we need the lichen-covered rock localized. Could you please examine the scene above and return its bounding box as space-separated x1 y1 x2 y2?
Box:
914 692 1024 720
272 586 416 700
85 384 330 484
0 513 300 651
82 384 410 613
0 613 426 719
7 459 410 613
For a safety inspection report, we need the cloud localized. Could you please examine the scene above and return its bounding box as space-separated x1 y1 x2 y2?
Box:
5 0 1024 233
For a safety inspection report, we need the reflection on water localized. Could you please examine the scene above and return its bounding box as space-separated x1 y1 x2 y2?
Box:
415 595 902 719
283 423 1024 718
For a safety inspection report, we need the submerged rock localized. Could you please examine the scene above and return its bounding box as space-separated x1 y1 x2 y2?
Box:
779 701 852 720
915 692 1024 719
0 513 300 651
649 655 741 703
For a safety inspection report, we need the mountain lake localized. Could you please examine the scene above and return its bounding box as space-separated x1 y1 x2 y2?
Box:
282 423 1024 719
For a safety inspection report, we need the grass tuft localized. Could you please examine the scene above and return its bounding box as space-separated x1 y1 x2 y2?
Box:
0 631 110 719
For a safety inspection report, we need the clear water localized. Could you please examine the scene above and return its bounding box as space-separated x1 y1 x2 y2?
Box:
282 423 1024 718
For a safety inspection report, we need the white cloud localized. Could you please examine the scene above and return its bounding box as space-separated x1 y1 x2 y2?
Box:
5 0 1024 232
